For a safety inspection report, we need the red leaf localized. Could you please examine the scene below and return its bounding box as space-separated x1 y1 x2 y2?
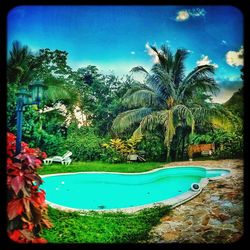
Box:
24 173 36 181
7 199 24 220
41 152 47 159
11 175 25 195
8 230 21 242
35 159 42 166
32 237 47 243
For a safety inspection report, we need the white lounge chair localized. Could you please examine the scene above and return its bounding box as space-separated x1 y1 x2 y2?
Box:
43 151 72 165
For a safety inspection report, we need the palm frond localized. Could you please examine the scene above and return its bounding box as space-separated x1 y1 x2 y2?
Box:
162 110 175 158
145 74 170 101
149 65 176 99
183 65 215 85
130 66 149 75
7 41 34 84
123 89 161 108
172 49 189 86
139 110 167 131
122 83 151 99
43 76 80 106
160 45 173 72
172 105 195 133
178 65 218 101
112 107 153 133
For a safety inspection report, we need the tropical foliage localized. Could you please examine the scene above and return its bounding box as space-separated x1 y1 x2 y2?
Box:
64 125 104 161
190 129 243 159
6 39 243 244
7 40 243 163
101 133 143 163
7 132 52 243
112 44 225 159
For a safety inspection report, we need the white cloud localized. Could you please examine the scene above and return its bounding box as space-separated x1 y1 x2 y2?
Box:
188 8 206 17
130 51 135 55
196 55 218 68
226 46 244 67
176 10 190 22
187 49 193 54
145 42 159 64
175 8 206 22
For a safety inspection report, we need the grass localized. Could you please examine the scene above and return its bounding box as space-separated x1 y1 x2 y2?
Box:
38 161 167 175
41 205 171 243
38 161 171 243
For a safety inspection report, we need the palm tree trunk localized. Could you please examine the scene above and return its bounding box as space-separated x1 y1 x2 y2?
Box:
181 134 185 160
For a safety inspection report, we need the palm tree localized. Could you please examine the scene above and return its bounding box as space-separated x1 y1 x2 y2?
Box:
7 41 38 85
112 44 220 160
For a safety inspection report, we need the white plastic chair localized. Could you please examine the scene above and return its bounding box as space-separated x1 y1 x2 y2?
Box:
43 151 72 165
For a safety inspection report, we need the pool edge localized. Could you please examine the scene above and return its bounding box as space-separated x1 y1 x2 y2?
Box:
41 166 231 213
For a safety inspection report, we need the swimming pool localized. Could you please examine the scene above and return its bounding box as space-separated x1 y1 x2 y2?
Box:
41 166 230 212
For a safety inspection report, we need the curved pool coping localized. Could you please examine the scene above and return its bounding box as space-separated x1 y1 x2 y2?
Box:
41 166 231 214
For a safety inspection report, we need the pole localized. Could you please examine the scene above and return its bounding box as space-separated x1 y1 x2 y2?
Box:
16 99 23 155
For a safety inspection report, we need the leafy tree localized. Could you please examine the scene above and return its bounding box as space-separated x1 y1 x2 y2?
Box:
112 44 220 160
74 66 136 135
7 41 81 146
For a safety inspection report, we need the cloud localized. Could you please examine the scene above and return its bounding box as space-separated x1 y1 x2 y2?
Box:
196 55 218 68
188 8 206 17
221 40 227 45
226 46 244 67
145 42 159 64
187 49 194 54
176 10 190 22
130 51 135 55
175 8 206 22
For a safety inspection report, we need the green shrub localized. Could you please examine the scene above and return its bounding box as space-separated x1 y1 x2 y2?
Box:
19 107 66 156
101 134 143 163
39 131 66 157
138 133 166 161
213 131 243 159
65 125 104 161
100 147 125 163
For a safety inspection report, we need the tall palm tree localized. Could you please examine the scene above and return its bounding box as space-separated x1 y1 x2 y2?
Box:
112 44 220 159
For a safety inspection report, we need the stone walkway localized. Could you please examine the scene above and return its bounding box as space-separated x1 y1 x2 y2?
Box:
147 159 244 243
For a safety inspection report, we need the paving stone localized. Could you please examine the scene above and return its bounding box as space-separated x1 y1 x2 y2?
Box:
146 159 243 244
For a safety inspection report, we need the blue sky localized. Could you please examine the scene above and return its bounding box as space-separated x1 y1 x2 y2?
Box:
7 5 244 103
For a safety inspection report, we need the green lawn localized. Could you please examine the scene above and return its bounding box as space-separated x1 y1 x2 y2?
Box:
39 161 171 243
41 205 171 243
38 161 167 175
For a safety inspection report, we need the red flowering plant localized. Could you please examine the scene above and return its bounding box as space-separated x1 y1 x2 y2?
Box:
7 132 52 243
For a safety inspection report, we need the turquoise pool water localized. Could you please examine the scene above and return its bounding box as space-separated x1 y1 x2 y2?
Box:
41 167 230 210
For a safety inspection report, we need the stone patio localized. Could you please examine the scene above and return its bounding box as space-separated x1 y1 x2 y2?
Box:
146 159 244 243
